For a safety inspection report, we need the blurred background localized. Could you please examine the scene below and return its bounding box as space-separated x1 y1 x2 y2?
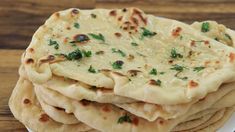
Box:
0 0 235 131
1 0 235 49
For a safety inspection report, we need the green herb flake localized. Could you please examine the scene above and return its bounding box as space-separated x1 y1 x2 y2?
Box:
82 50 92 57
170 48 183 59
91 13 97 18
159 72 165 75
149 68 157 75
201 22 210 32
49 39 59 50
131 42 138 46
65 48 83 61
214 37 219 41
150 79 161 86
117 114 132 124
177 76 188 80
170 64 186 72
141 27 157 39
88 33 105 42
193 66 205 72
88 65 96 73
74 23 80 29
111 48 126 57
112 60 124 69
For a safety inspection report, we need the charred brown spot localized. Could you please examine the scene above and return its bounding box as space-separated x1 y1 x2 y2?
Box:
172 27 182 37
168 60 174 64
71 9 79 14
23 99 31 104
63 37 68 43
204 40 210 45
130 26 136 30
28 48 34 53
131 17 138 26
55 107 65 111
189 80 199 88
132 117 139 126
66 27 71 30
100 69 111 72
188 51 193 57
123 27 128 30
122 8 127 12
190 40 196 47
80 100 90 106
159 119 164 125
114 32 122 37
132 8 147 25
39 114 49 122
25 58 34 64
229 52 235 63
127 70 141 77
55 12 60 17
149 79 157 85
199 97 205 102
102 105 111 112
95 51 104 55
127 54 134 61
73 34 90 43
109 10 117 16
215 60 220 64
40 55 55 63
118 16 123 21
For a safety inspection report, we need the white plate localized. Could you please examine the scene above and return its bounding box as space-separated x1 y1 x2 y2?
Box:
26 113 235 132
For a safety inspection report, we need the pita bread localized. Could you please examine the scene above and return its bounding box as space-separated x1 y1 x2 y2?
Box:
8 77 93 132
23 8 235 105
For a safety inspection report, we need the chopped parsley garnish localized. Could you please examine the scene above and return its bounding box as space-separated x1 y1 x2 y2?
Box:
65 48 83 60
82 50 92 57
112 60 124 69
91 13 97 18
70 34 90 43
88 65 96 73
49 39 59 49
159 72 165 75
131 42 138 46
117 114 132 124
74 23 80 29
141 27 157 39
170 64 186 72
201 22 210 32
179 36 183 40
88 33 105 42
177 76 188 80
170 48 183 59
111 48 126 57
60 48 91 61
149 68 157 75
193 66 205 72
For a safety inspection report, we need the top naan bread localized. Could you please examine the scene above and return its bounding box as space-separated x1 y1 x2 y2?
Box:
23 8 235 104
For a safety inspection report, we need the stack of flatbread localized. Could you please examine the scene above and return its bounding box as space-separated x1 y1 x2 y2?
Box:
9 8 235 132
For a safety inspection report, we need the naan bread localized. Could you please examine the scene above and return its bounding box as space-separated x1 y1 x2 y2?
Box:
35 86 79 124
172 108 225 131
36 75 235 131
20 64 135 104
23 8 235 105
191 21 235 47
8 77 93 132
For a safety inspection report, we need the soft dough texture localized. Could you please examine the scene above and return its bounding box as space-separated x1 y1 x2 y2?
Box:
8 77 93 132
23 8 235 105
